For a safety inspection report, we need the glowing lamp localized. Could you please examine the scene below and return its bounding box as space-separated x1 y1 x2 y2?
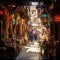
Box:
0 10 3 15
54 15 60 22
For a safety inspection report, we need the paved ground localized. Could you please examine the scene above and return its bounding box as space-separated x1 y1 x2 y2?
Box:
15 40 48 60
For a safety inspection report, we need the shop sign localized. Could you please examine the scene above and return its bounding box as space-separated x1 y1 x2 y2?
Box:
31 2 38 5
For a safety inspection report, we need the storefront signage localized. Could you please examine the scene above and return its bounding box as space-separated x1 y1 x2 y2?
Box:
31 2 38 5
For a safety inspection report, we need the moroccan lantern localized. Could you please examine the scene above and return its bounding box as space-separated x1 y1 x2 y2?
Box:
54 14 60 22
0 10 3 15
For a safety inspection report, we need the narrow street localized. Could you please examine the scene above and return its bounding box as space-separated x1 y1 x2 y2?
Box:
0 1 60 60
16 40 48 60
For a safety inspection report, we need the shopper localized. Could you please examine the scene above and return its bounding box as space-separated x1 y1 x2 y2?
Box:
28 30 34 42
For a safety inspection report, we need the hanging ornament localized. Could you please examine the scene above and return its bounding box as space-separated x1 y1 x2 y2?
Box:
45 23 50 29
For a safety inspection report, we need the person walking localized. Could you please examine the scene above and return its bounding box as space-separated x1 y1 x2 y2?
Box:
28 30 34 42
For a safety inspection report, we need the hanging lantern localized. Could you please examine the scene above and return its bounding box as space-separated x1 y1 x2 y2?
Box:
54 14 60 22
45 23 50 29
41 13 48 18
9 13 15 20
40 13 49 24
41 18 49 24
15 17 18 25
12 19 16 25
4 15 10 21
0 10 3 15
21 19 24 25
17 14 20 20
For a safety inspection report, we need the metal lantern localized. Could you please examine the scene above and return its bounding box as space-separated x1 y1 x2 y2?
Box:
41 13 48 18
40 13 49 24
